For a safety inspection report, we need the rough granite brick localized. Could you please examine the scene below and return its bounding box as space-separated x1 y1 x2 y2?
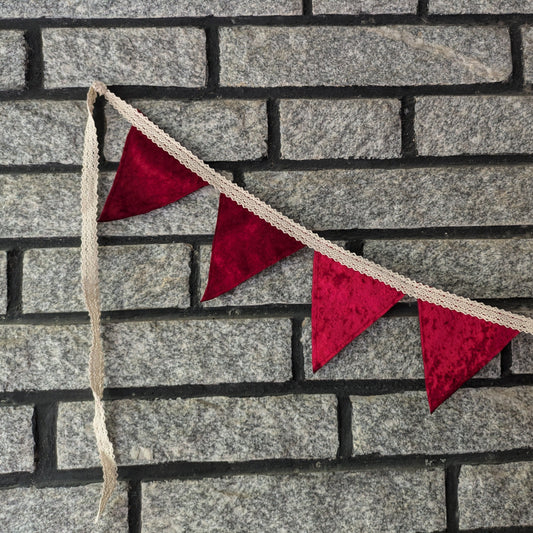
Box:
57 395 338 468
42 27 206 88
521 26 533 83
314 0 418 14
0 253 6 315
242 166 533 229
0 0 300 17
511 333 533 374
23 244 191 313
459 462 533 529
279 99 401 159
416 96 533 155
431 1 533 13
0 484 128 532
0 100 86 165
0 319 291 391
364 238 533 299
0 31 25 89
351 387 533 455
0 406 34 474
302 317 500 380
142 469 446 532
220 26 511 86
199 246 313 306
104 99 267 162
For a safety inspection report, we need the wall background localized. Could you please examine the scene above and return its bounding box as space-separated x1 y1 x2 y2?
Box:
0 1 532 531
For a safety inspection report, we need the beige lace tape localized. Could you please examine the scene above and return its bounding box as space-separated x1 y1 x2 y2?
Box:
81 85 118 521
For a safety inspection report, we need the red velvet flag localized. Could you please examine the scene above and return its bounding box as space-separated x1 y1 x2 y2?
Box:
312 252 404 371
99 126 207 222
418 300 519 412
201 195 304 301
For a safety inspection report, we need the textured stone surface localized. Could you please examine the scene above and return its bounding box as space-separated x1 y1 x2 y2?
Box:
142 469 445 532
302 317 500 380
0 253 6 315
431 1 533 13
104 99 267 162
220 26 511 86
364 238 533 299
521 26 533 83
243 166 533 229
314 0 418 14
0 484 128 532
199 246 313 306
459 462 533 529
43 28 206 88
0 100 86 165
0 31 25 89
57 395 338 468
0 0 300 17
23 244 191 313
351 387 533 455
511 333 533 373
279 99 401 159
0 406 34 473
416 96 533 155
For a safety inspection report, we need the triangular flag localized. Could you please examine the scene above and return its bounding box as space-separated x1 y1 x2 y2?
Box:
99 126 207 222
418 300 519 412
201 194 304 301
312 252 404 372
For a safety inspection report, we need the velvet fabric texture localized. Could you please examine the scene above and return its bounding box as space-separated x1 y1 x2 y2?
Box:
312 252 404 371
99 126 207 222
201 195 304 301
418 300 519 412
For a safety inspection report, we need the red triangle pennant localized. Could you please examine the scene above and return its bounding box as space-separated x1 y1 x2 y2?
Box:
418 300 519 412
201 195 304 301
312 252 404 372
99 126 207 222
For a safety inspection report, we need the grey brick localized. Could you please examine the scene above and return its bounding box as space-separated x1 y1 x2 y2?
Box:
142 469 445 532
0 484 128 532
0 252 6 314
364 238 533 299
43 27 206 88
23 244 191 313
351 387 533 455
0 31 25 89
521 26 533 83
512 332 533 374
242 166 533 230
220 26 511 86
104 99 267 162
279 99 401 159
314 0 418 13
0 100 86 165
0 0 300 18
459 462 533 529
0 406 34 474
430 1 533 13
199 246 313 306
57 395 338 468
416 96 533 155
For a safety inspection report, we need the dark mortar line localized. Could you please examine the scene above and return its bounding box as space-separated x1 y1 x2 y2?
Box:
231 168 245 187
205 26 220 92
93 94 107 161
400 95 417 158
127 480 142 533
345 240 365 255
336 396 353 459
302 0 313 16
501 343 513 377
460 527 533 532
5 249 24 319
189 243 202 309
417 0 429 17
266 98 281 162
445 464 460 533
23 27 43 90
33 403 58 476
290 318 305 381
510 23 525 90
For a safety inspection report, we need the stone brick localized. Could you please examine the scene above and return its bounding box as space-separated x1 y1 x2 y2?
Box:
0 101 86 165
142 469 446 532
0 31 25 90
57 395 338 468
416 96 533 155
279 99 401 159
364 238 533 299
23 244 191 313
0 0 300 17
314 0 418 14
511 333 533 374
0 252 6 314
351 387 533 455
242 166 533 230
104 99 267 162
521 26 533 83
42 27 206 88
430 1 533 13
458 462 533 529
0 484 128 532
0 319 291 391
199 246 313 306
220 26 511 86
0 406 34 474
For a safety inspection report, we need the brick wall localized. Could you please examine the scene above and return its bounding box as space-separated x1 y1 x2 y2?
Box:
0 2 532 532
